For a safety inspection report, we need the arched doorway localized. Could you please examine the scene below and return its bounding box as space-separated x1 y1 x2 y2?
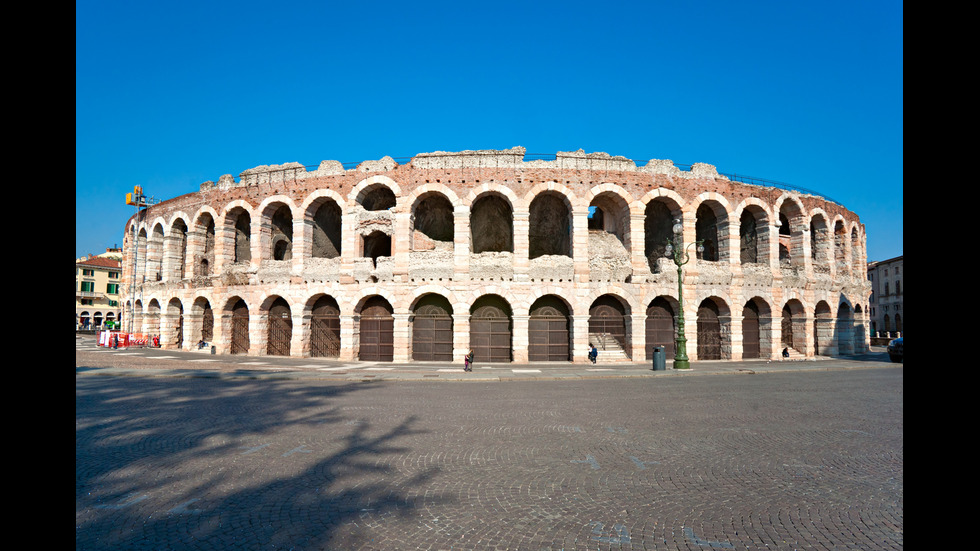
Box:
645 297 675 359
412 294 454 362
470 295 512 363
589 295 629 358
267 297 292 356
697 299 722 360
230 299 249 354
742 300 761 359
528 295 571 362
359 296 394 361
310 295 340 358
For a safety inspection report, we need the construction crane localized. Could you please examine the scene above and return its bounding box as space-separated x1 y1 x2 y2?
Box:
125 186 159 333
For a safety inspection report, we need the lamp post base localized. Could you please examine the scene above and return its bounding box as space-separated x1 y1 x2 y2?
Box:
673 359 691 370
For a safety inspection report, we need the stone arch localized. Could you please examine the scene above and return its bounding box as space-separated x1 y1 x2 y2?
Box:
163 297 184 349
257 197 297 262
833 217 849 276
411 191 456 250
588 294 631 360
191 296 214 345
166 216 189 281
809 210 831 274
814 301 834 355
191 210 217 277
470 191 514 254
528 190 573 259
742 296 772 359
264 295 293 356
692 195 731 262
308 293 341 358
358 295 394 361
225 296 250 355
528 294 572 362
646 296 678 360
222 202 254 265
303 192 344 260
737 199 772 266
781 298 807 354
470 294 513 363
836 300 854 355
644 194 683 273
147 223 165 281
777 195 806 269
350 175 403 210
696 296 731 360
411 293 454 362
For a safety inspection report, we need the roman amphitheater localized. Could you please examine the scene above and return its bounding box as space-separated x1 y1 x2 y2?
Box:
121 147 871 364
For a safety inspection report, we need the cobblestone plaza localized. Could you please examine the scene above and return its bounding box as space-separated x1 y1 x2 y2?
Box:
76 363 902 550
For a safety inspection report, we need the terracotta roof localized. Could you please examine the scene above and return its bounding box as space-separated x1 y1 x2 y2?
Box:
76 256 122 269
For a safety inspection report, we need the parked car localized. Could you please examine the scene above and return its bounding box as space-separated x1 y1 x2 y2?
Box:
886 337 903 363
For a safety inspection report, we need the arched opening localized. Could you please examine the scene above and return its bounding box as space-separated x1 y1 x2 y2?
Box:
742 300 762 359
588 295 629 359
359 296 394 361
814 301 833 355
836 302 854 355
269 205 293 261
311 199 342 258
696 202 726 262
412 194 454 249
696 298 723 360
231 209 251 263
362 231 392 267
470 194 513 254
194 213 215 277
360 186 396 211
310 295 341 358
470 295 513 363
644 200 675 273
230 299 249 354
810 214 830 273
167 298 184 349
528 193 571 259
266 297 292 356
170 219 188 280
528 295 571 362
645 297 675 359
411 294 454 362
740 206 769 265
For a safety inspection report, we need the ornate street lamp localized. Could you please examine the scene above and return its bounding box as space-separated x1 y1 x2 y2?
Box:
664 219 703 370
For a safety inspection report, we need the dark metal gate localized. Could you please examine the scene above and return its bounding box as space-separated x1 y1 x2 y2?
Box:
470 299 512 363
645 299 675 359
412 297 453 362
230 300 249 354
528 298 569 362
267 298 292 356
589 296 627 354
697 301 721 360
359 297 393 361
742 302 761 359
310 296 340 358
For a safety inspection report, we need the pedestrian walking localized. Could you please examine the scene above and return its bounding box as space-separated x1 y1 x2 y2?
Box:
464 350 474 371
588 344 597 364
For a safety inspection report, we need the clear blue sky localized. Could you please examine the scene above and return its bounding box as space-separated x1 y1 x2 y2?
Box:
76 0 903 262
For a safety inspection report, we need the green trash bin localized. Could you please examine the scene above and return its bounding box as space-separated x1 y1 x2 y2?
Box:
651 346 666 371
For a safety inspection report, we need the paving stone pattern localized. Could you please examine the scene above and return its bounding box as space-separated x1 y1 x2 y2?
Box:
76 369 902 550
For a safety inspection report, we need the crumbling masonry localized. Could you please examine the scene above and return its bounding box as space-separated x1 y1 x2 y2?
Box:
122 147 871 363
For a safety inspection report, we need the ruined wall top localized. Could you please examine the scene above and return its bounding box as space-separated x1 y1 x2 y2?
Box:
199 147 726 191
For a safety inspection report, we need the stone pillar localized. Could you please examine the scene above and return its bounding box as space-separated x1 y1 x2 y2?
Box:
453 206 470 281
292 311 310 357
339 314 356 361
512 209 530 282
572 312 590 363
512 314 529 363
572 208 590 283
393 313 411 362
453 312 470 362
